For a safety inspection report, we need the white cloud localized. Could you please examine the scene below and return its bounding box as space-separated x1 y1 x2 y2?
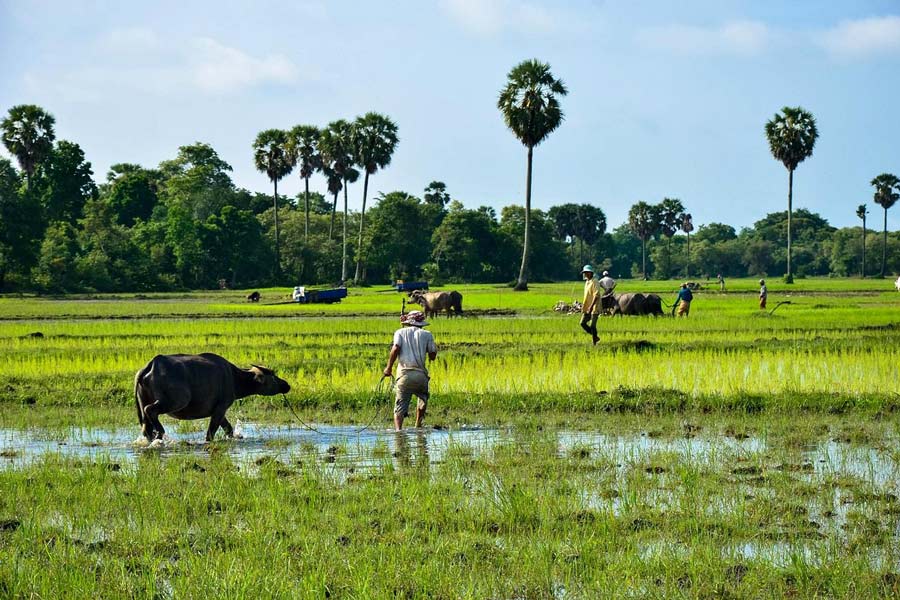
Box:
819 16 900 58
24 29 301 101
440 0 560 35
636 21 770 56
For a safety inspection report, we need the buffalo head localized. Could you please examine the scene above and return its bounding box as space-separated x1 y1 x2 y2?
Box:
250 364 291 395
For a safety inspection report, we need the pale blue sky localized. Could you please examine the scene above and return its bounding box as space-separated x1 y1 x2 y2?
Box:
2 0 899 230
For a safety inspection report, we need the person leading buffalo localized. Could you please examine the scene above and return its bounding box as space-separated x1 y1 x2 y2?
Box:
580 265 601 345
673 282 693 317
383 310 438 430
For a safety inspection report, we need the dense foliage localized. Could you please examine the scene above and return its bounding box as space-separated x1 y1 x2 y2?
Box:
1 104 899 292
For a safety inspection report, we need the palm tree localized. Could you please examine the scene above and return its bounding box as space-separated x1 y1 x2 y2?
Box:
681 213 694 277
1 104 56 188
287 125 321 241
658 197 685 276
764 106 819 283
628 201 660 279
322 165 343 240
319 120 357 282
498 59 568 291
352 112 399 284
871 173 900 278
252 129 293 276
856 204 868 278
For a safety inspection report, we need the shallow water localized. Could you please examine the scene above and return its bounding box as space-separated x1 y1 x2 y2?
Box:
0 423 896 489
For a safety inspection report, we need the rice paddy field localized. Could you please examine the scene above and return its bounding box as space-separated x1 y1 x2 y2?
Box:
2 279 900 598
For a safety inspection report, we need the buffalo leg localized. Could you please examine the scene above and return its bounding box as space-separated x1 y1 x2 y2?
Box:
142 403 166 441
220 417 235 438
206 408 230 442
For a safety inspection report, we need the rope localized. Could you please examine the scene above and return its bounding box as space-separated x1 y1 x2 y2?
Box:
281 375 395 437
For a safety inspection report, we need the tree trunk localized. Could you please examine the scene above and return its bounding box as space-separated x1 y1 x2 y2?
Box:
273 178 280 278
861 215 866 278
686 232 690 278
354 171 370 284
786 168 793 283
341 179 348 283
329 192 337 239
882 207 888 278
304 176 310 242
514 146 533 291
641 238 647 279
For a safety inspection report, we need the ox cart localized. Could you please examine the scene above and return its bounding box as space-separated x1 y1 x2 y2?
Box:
292 286 348 304
393 280 429 293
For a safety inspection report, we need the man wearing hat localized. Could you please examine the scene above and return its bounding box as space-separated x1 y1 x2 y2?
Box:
580 265 601 345
759 279 767 310
673 283 693 317
383 310 438 430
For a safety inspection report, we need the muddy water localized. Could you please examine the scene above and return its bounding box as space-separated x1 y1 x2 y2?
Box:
1 423 896 488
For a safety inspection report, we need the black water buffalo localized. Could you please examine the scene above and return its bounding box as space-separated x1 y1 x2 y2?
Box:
134 353 290 442
601 292 665 316
247 291 261 302
409 290 463 317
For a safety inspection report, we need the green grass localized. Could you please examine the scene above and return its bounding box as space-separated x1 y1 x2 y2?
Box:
1 415 899 598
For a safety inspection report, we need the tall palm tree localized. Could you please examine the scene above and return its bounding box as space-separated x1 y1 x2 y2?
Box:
628 201 660 279
658 197 685 276
1 104 56 188
764 106 818 283
252 129 293 276
856 204 868 278
498 59 568 291
287 125 321 241
681 213 694 277
352 112 399 284
871 173 900 278
322 165 343 240
319 120 357 282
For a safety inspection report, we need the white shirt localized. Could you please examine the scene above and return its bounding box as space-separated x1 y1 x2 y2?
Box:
392 327 437 375
598 276 616 293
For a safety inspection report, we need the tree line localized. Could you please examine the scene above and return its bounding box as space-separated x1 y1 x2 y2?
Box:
1 93 898 292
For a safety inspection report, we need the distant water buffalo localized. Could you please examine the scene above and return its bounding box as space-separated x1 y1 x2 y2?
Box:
134 353 290 442
601 292 665 316
247 291 261 302
408 290 463 317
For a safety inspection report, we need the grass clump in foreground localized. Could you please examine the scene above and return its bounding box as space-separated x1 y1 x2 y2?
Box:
1 414 899 598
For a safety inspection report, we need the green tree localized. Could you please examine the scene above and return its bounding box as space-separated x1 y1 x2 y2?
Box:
423 181 451 208
318 120 357 282
432 201 510 282
871 173 899 278
656 197 685 278
287 125 321 241
33 221 79 292
364 192 432 282
1 104 56 186
202 206 270 287
548 203 606 267
856 204 868 277
352 112 399 283
104 165 159 226
159 143 234 221
628 201 660 279
499 205 568 282
252 129 293 277
497 59 568 291
39 140 98 224
764 106 818 283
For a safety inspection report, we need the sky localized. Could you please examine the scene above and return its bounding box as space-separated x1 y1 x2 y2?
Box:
1 0 899 231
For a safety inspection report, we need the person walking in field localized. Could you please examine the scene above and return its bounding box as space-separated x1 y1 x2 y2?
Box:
717 273 725 291
580 265 601 345
674 282 693 316
759 279 768 310
383 310 438 430
598 270 616 294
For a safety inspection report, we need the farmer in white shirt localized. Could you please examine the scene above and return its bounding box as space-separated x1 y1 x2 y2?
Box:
383 310 438 430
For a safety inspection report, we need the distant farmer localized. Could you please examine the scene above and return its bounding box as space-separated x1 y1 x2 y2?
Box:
383 310 438 430
580 265 601 345
717 274 725 291
674 283 693 317
598 270 616 294
759 279 768 310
